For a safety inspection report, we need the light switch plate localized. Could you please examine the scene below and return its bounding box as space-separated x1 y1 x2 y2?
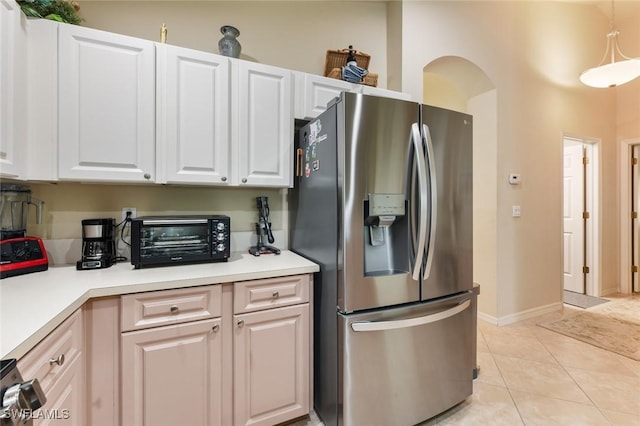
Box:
512 205 521 217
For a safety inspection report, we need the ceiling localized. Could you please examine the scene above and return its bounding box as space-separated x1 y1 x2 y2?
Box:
571 0 640 20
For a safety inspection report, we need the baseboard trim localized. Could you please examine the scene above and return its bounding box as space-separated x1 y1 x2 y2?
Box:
478 302 563 326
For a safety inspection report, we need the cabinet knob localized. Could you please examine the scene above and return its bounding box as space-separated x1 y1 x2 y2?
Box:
242 178 247 183
212 324 220 333
221 176 227 182
170 305 179 313
237 319 244 327
272 291 279 299
48 354 65 366
144 173 151 180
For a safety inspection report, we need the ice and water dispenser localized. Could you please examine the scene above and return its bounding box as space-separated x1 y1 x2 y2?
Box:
363 193 410 276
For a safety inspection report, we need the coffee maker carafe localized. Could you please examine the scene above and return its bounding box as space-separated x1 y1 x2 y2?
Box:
76 218 117 270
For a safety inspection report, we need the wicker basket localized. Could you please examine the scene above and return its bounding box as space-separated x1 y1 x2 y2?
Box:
324 48 371 77
327 67 378 87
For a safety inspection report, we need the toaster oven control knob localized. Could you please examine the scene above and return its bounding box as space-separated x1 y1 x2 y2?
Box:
216 222 225 231
217 233 225 241
216 243 225 252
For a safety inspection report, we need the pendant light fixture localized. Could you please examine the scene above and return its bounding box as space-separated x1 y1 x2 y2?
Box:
580 0 640 88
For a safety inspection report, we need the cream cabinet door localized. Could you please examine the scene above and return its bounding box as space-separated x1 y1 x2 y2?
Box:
234 60 293 187
233 304 309 426
18 309 85 426
0 0 25 178
120 318 223 426
156 44 231 185
32 354 85 426
58 24 155 183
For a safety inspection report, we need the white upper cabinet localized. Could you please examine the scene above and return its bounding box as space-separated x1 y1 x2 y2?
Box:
0 0 26 178
294 72 359 120
156 44 231 185
294 72 412 120
58 24 156 183
25 18 58 181
234 60 293 187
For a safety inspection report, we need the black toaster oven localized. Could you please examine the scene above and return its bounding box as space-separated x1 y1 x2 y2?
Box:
130 216 230 269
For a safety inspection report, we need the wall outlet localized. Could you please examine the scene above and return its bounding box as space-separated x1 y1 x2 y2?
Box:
121 207 137 221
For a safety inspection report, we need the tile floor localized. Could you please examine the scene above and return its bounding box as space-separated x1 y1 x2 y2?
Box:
298 293 640 425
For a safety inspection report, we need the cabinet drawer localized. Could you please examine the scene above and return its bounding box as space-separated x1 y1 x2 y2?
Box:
18 309 83 394
121 285 222 332
234 275 309 314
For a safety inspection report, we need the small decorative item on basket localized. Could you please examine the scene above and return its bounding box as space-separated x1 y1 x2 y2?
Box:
324 45 378 87
341 46 369 83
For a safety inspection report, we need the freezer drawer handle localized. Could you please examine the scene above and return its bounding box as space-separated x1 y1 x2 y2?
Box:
351 300 470 332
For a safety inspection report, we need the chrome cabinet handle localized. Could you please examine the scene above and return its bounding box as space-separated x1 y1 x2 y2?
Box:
170 305 179 313
212 324 220 332
221 176 227 182
242 178 247 183
49 354 65 366
237 319 244 327
272 291 279 299
144 173 151 180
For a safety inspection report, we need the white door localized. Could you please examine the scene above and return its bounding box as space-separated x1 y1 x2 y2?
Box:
58 25 155 182
563 141 584 293
633 145 640 292
156 44 231 185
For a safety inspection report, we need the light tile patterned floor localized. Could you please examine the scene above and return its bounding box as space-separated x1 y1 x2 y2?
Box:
293 293 640 425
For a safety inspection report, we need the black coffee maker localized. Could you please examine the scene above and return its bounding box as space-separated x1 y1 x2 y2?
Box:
76 218 116 270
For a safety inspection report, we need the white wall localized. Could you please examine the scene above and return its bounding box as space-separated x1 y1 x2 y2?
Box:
469 90 498 318
77 1 389 86
402 1 621 322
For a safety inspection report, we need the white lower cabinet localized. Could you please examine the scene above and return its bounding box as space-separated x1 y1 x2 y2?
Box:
120 318 223 426
18 309 85 425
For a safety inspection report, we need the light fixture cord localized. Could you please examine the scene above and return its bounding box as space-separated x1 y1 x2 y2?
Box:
609 0 614 31
609 0 615 63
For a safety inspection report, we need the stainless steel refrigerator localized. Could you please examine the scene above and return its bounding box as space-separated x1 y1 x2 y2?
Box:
290 92 477 426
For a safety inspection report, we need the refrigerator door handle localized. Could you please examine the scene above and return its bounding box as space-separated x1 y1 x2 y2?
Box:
411 123 428 281
351 300 471 332
422 124 437 279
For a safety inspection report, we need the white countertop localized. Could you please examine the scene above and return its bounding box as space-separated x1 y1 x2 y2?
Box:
0 250 318 360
